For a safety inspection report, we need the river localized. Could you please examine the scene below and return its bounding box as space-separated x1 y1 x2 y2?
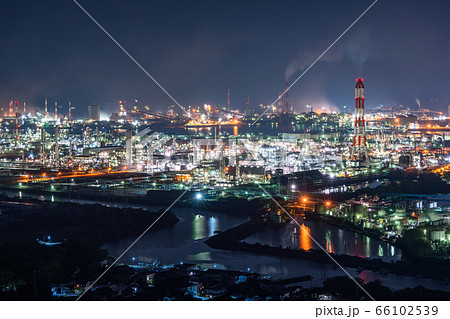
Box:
244 215 400 261
100 206 449 292
5 189 450 292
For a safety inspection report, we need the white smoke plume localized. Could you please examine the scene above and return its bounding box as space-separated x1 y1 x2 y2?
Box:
415 98 421 109
285 29 373 82
285 49 342 82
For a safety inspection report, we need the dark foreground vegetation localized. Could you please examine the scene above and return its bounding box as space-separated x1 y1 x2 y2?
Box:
0 241 109 300
0 194 180 300
0 195 179 245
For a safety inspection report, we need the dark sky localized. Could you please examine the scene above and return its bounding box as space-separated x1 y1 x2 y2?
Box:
0 0 449 117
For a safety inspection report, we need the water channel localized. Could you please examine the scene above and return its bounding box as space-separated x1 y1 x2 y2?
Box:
5 190 449 292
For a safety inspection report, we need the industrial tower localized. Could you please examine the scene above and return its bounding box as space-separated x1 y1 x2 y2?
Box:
227 89 230 112
245 94 250 112
282 82 291 114
9 99 13 117
14 101 19 142
277 91 283 113
351 78 369 162
119 100 126 117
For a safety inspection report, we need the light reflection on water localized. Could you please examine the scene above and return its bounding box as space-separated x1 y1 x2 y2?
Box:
192 215 220 240
300 224 313 251
187 252 212 261
325 231 334 254
244 216 401 261
6 190 447 292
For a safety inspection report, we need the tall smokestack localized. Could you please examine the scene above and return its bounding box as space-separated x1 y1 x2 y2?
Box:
54 100 58 119
15 101 19 142
23 102 26 114
45 97 48 117
351 78 368 162
283 82 291 114
227 89 230 112
41 127 46 167
119 100 126 116
277 92 282 113
68 100 71 119
9 99 13 116
245 94 250 114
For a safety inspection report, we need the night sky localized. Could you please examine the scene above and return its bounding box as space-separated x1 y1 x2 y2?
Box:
0 0 449 117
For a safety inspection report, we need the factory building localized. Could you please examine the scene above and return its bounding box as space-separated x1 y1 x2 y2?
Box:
88 105 100 121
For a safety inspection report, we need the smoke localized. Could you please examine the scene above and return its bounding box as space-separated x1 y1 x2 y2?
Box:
415 98 421 109
307 98 340 113
0 94 43 116
285 29 373 82
291 81 341 113
21 103 41 115
285 49 342 82
100 112 111 121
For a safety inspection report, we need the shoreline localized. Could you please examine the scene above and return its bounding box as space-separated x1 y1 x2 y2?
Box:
304 211 400 247
205 219 450 282
0 195 180 246
0 185 266 218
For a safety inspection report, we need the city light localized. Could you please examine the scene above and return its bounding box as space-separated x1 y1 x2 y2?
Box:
0 0 448 304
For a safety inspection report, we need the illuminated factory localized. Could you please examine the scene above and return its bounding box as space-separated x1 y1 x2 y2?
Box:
0 79 449 188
